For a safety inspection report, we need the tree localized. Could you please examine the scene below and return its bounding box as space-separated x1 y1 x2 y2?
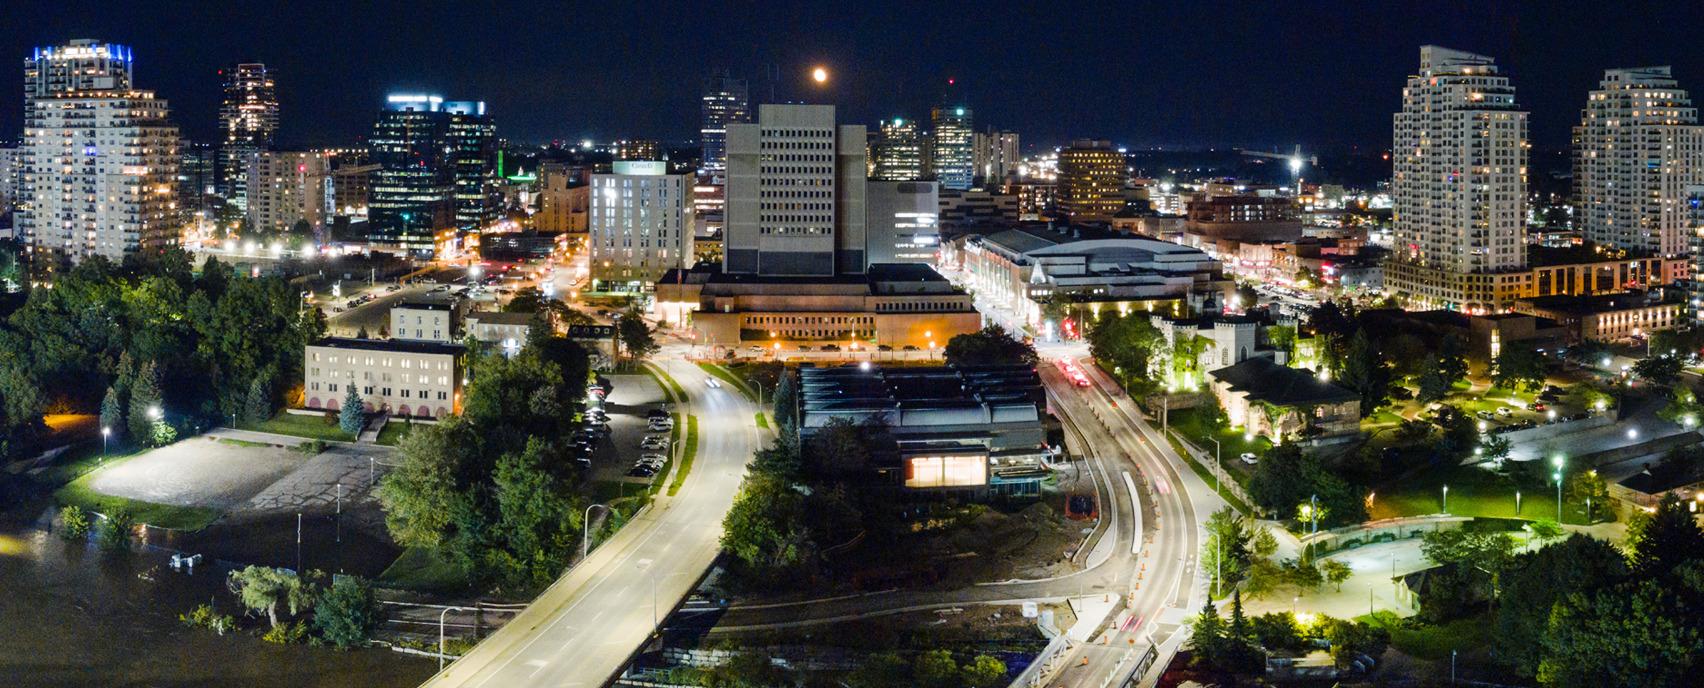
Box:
1634 354 1683 387
943 325 1037 368
1201 507 1257 589
844 653 909 688
803 417 877 477
486 438 578 591
772 369 798 434
1494 535 1629 678
1537 566 1704 687
243 376 272 424
912 649 959 688
1323 617 1390 669
1493 343 1548 392
99 385 124 441
339 385 364 436
1247 444 1366 526
377 418 478 549
1567 469 1610 522
58 505 90 541
1250 612 1306 654
1415 353 1451 403
1188 600 1228 667
313 575 378 649
615 309 658 366
1437 335 1468 387
959 655 1007 688
97 508 135 551
1086 312 1163 392
720 472 815 582
1337 329 1388 416
126 360 162 445
227 565 314 629
1478 433 1512 464
1628 492 1704 578
1322 558 1353 591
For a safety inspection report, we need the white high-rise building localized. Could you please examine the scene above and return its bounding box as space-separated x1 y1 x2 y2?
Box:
1387 46 1528 311
1573 67 1704 258
973 129 1019 184
21 47 179 264
724 103 867 276
589 161 695 289
246 150 329 235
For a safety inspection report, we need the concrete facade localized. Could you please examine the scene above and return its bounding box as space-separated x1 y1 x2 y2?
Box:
303 337 462 419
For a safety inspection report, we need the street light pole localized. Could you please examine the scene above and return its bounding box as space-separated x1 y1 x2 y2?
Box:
582 503 609 561
439 605 468 670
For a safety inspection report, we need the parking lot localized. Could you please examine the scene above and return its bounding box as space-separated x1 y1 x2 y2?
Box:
580 374 672 488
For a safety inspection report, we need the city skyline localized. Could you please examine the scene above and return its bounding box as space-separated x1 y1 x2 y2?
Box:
6 2 1704 151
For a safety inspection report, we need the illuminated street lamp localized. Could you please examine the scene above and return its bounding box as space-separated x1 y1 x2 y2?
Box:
101 426 110 458
147 405 162 421
1552 454 1566 522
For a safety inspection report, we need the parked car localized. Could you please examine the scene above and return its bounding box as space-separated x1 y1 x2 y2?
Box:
646 408 671 420
902 345 920 351
821 344 840 352
877 344 893 352
627 465 656 478
640 453 667 464
640 437 669 450
1239 452 1259 465
1494 408 1512 418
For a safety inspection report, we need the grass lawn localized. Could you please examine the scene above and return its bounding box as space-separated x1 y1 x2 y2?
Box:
216 437 271 448
1359 611 1494 662
1167 407 1271 487
53 457 222 531
755 412 769 429
375 421 416 447
238 411 353 443
1369 462 1597 525
666 414 700 496
377 546 469 593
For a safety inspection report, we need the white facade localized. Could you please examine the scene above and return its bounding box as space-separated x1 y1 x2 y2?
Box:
303 339 461 419
1392 45 1528 274
973 130 1019 183
725 104 868 276
390 303 456 343
1573 67 1704 257
589 161 694 288
20 90 179 262
246 150 328 234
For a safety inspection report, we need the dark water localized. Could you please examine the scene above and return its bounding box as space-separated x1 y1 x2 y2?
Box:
0 499 435 688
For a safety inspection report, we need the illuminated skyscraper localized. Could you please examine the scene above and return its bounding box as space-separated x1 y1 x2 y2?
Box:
218 63 279 211
1056 139 1125 220
589 161 695 289
930 86 974 190
1573 66 1704 257
1387 46 1528 311
444 100 497 230
872 118 924 181
367 95 496 251
20 40 177 264
700 74 749 177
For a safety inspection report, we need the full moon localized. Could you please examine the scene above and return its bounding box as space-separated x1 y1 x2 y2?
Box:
811 66 828 83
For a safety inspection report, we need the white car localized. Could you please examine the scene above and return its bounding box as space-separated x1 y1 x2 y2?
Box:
705 378 722 389
1239 452 1259 465
639 453 667 465
640 437 669 450
649 418 674 430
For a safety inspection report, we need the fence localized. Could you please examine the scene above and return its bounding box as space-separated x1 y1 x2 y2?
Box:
1007 635 1072 688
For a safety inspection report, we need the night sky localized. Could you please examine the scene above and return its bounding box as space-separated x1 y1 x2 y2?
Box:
5 1 1704 154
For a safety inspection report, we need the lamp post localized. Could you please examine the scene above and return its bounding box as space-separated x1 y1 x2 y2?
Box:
1442 485 1449 514
581 503 608 561
1552 455 1566 522
438 605 469 670
100 426 110 460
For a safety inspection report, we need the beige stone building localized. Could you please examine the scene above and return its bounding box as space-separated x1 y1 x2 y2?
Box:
303 338 463 418
390 302 457 342
467 311 533 351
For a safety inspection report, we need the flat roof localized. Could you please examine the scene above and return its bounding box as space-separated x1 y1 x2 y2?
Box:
1519 291 1674 316
310 337 465 356
394 301 454 311
469 311 534 325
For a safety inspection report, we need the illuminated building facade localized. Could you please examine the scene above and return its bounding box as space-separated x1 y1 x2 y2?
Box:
1056 139 1125 220
1573 67 1704 257
872 118 924 181
589 161 694 289
218 63 278 211
20 40 178 264
930 101 974 190
1389 46 1529 311
865 180 939 264
973 129 1019 185
246 150 328 234
700 73 748 177
368 95 494 250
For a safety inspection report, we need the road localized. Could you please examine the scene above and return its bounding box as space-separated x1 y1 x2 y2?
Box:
419 355 759 688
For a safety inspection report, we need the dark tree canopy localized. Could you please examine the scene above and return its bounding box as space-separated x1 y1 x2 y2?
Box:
942 325 1037 368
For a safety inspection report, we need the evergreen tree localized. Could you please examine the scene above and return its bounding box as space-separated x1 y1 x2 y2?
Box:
339 385 365 436
99 385 124 441
1189 600 1227 667
127 360 162 445
1630 493 1704 578
772 368 798 435
1416 354 1450 403
243 376 272 424
1338 329 1389 417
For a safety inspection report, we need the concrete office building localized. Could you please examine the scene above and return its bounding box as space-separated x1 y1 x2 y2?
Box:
218 63 278 211
724 103 867 276
0 145 18 213
1573 67 1704 257
865 180 940 264
1388 46 1529 312
589 161 695 289
700 73 749 177
1057 139 1125 221
390 302 457 343
973 129 1019 185
872 117 924 182
20 39 178 264
246 150 328 234
367 95 495 250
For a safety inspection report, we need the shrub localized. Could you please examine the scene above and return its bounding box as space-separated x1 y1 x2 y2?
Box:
297 439 328 455
97 509 136 551
313 576 379 649
179 603 235 635
261 620 310 644
58 505 91 541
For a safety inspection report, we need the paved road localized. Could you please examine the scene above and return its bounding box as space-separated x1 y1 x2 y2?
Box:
419 356 759 688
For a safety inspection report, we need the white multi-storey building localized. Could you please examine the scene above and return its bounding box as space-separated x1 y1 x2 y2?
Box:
1573 67 1704 258
973 129 1019 184
724 103 867 276
21 89 179 262
303 337 462 419
246 150 328 234
1387 46 1529 312
589 161 694 289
